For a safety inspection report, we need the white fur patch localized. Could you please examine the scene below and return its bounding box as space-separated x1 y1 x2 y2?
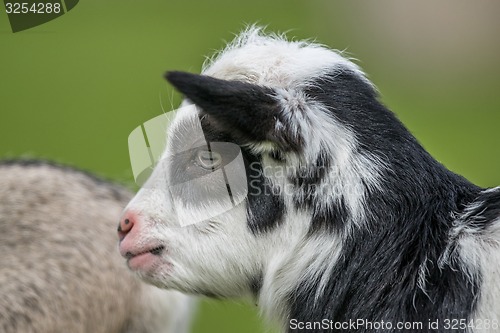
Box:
202 26 370 88
438 187 500 331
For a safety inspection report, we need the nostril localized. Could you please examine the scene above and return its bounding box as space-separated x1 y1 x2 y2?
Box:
118 213 136 241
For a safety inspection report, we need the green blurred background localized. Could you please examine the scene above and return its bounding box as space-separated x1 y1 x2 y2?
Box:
1 1 499 332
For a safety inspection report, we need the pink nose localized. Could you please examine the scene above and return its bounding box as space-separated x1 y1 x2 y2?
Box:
118 211 136 242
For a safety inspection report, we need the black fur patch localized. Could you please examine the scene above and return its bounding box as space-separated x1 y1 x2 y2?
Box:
245 149 285 234
198 115 285 234
287 146 349 233
287 70 484 332
304 71 418 159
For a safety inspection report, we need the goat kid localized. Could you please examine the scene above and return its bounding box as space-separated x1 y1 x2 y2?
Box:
118 28 500 332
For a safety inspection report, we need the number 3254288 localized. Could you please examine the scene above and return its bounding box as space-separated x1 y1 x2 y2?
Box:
5 2 61 14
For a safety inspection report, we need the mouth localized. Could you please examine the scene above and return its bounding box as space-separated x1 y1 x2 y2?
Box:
149 245 165 255
126 245 166 271
125 245 165 259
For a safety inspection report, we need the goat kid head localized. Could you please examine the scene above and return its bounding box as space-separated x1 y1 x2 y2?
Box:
118 28 412 315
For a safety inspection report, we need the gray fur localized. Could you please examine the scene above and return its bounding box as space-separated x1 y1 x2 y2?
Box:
0 161 194 333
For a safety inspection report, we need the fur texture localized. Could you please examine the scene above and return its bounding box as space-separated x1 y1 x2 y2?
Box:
0 161 194 333
120 27 500 332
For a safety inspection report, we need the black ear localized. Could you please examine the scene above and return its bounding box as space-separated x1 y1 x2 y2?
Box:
165 71 300 151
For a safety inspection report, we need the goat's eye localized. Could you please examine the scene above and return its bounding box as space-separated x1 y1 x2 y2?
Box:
269 150 285 162
195 150 222 170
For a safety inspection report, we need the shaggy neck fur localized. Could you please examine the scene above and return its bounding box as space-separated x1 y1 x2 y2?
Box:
258 147 483 332
256 81 485 330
